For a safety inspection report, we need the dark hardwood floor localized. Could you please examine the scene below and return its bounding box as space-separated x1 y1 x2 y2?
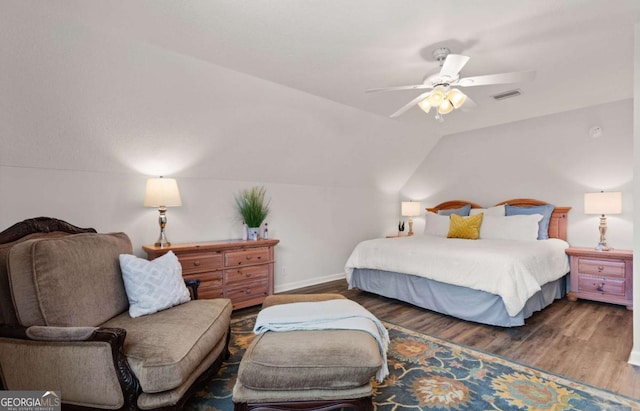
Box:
233 279 640 399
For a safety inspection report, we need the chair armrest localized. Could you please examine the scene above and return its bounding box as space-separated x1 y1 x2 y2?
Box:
185 279 201 300
0 325 142 408
26 326 98 341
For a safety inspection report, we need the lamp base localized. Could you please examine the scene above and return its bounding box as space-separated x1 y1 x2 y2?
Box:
154 207 171 248
595 242 611 252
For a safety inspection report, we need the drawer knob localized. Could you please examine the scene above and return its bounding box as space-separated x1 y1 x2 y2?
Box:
596 279 606 292
246 256 253 261
246 273 252 277
193 261 201 266
246 288 252 294
597 266 604 272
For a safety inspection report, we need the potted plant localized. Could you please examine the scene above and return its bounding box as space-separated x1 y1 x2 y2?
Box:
235 186 270 240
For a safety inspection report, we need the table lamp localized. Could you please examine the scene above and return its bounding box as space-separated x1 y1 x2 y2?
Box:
144 177 182 247
401 201 421 236
584 191 621 251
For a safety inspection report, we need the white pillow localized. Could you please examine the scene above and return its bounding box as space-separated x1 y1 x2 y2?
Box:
470 205 505 217
119 251 191 318
480 214 543 241
424 212 451 237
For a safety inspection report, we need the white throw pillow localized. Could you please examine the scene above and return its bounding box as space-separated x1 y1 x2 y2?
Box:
424 212 451 237
119 251 191 318
480 214 543 241
470 205 505 217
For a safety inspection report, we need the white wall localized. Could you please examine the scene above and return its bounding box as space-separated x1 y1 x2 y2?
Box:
628 23 640 366
0 2 437 291
401 100 634 250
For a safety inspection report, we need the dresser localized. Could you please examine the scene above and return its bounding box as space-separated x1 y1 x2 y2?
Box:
565 247 633 310
143 239 279 310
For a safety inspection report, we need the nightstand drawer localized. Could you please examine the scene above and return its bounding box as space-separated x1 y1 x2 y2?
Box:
224 265 269 285
578 275 625 296
179 252 223 275
578 258 625 278
225 247 270 266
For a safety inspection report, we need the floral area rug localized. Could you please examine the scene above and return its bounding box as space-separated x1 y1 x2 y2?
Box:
185 315 640 411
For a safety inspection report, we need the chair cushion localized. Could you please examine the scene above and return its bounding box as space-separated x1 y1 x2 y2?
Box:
0 232 71 326
101 298 232 393
238 329 382 391
8 233 132 327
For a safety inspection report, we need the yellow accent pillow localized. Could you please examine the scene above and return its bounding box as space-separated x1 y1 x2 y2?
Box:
447 213 484 240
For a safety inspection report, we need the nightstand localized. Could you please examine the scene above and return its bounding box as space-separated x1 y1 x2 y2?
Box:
565 247 633 310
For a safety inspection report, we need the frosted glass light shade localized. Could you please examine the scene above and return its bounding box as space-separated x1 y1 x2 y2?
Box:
447 89 467 109
438 99 454 114
426 89 444 107
417 99 432 113
584 192 621 215
144 177 182 207
401 201 421 217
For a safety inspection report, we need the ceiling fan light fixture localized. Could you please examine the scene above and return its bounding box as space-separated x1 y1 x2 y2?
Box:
417 99 432 113
438 99 454 115
447 89 467 109
426 89 445 107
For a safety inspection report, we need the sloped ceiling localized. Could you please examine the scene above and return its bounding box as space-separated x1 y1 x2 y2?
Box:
2 1 639 191
35 0 640 134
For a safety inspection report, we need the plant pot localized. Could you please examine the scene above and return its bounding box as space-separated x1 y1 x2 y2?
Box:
247 227 260 241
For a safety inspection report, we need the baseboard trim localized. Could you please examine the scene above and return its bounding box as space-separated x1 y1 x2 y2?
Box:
628 348 640 366
275 272 345 293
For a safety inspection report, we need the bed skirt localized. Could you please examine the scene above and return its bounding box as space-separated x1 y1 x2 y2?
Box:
349 269 567 327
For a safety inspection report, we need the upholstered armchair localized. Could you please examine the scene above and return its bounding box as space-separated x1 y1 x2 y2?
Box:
0 218 232 410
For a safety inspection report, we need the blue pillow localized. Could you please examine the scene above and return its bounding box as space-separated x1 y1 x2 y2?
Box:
505 204 555 240
438 204 471 217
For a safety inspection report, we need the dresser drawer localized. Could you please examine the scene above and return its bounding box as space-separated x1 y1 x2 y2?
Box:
225 247 270 267
578 274 625 296
225 279 269 303
198 286 225 300
224 265 269 285
178 252 223 275
578 258 625 278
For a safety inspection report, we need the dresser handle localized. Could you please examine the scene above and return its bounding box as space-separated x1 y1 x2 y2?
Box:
193 261 201 266
597 266 604 272
246 256 252 261
596 279 606 292
246 288 252 294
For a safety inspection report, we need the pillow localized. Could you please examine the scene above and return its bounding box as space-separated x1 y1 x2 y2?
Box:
505 204 555 240
424 212 451 237
447 213 483 240
119 251 191 318
438 204 471 217
480 214 543 241
470 205 505 217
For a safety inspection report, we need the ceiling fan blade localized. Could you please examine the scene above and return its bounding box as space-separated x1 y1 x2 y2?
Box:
440 54 470 78
366 84 433 93
460 96 477 112
389 92 431 118
457 70 535 87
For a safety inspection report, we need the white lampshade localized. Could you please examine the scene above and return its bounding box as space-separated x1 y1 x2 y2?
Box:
401 201 421 217
584 191 622 215
144 177 182 207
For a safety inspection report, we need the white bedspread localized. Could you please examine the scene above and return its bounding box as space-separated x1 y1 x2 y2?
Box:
345 235 570 317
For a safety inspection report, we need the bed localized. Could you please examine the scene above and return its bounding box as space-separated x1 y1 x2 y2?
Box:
345 199 571 327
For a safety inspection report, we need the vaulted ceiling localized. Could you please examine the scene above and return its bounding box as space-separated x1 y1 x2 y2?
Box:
38 0 640 135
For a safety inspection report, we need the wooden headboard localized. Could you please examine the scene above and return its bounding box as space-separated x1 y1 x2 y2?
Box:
426 198 571 241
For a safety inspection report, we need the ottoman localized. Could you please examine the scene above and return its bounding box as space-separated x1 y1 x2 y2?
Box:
232 294 383 411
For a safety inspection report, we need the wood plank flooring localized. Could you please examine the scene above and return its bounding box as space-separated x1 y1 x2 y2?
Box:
233 279 640 399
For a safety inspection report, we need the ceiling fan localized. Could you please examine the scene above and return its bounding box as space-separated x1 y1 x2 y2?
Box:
368 47 535 121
